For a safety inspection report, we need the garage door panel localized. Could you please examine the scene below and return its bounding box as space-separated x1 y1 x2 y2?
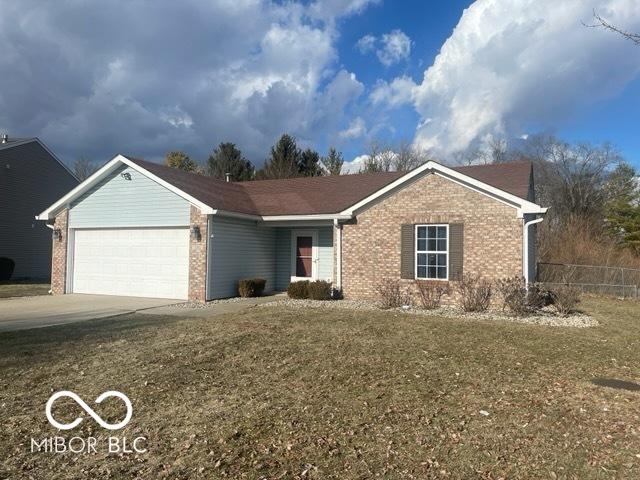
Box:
72 228 189 299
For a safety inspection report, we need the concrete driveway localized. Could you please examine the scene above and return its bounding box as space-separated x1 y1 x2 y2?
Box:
0 294 182 332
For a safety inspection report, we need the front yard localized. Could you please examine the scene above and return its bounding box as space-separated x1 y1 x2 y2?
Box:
0 281 50 298
0 297 639 479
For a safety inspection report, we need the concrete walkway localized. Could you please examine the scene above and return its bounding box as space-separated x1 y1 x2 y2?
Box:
0 294 180 332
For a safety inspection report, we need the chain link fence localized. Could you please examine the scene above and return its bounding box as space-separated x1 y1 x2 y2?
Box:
537 263 640 299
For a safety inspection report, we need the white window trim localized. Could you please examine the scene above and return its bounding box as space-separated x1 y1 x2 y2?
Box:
415 224 449 281
290 229 318 282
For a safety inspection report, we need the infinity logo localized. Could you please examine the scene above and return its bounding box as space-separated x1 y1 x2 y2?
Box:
45 391 133 431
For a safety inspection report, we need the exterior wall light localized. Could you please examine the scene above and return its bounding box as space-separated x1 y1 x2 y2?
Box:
53 229 63 242
121 172 132 180
190 225 201 241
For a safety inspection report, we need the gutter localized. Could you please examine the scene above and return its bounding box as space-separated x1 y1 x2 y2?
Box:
523 215 546 285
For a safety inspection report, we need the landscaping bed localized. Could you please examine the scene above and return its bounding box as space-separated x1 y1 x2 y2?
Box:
259 298 598 328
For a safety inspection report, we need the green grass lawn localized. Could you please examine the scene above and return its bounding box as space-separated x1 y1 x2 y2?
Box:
0 281 50 298
0 297 639 479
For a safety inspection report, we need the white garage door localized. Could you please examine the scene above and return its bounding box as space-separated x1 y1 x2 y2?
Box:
72 228 190 299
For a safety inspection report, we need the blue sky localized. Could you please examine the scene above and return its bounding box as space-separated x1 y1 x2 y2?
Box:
0 0 639 169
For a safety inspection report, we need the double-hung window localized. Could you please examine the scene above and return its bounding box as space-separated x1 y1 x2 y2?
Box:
416 225 448 280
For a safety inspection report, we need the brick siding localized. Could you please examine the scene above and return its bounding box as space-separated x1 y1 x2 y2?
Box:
341 173 523 305
50 209 68 295
188 206 208 302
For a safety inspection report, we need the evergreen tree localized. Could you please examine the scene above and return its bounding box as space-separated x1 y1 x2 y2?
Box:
322 147 344 175
258 134 300 179
605 162 640 252
298 148 324 177
165 151 199 173
207 142 254 181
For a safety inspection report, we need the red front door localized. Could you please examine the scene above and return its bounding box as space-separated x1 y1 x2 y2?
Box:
295 236 313 277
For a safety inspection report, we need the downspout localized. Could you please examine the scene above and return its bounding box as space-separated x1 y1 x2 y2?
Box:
334 218 342 290
523 216 544 286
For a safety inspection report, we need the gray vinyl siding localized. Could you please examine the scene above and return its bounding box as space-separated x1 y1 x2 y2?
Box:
68 165 190 228
274 226 334 290
275 228 292 290
209 217 276 299
0 141 78 278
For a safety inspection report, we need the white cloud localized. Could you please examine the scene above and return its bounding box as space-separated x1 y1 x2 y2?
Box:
370 76 416 107
339 117 367 139
356 34 377 54
308 0 381 21
377 30 412 66
405 0 640 155
341 154 369 173
0 0 374 163
355 29 412 66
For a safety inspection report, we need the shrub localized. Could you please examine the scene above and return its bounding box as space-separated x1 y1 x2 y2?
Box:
456 274 492 312
0 257 15 281
496 276 542 316
308 280 332 300
550 284 581 316
237 278 267 297
376 278 412 309
415 280 449 310
287 280 309 299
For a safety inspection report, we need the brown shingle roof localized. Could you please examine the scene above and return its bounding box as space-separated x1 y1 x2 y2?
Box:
127 158 533 216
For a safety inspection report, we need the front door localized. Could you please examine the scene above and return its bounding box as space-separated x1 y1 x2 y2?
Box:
291 230 318 281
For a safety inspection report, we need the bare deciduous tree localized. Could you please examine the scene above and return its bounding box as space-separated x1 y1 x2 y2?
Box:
360 140 430 173
584 10 640 45
73 157 99 181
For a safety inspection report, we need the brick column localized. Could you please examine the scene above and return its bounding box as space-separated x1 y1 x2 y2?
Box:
51 209 69 295
188 206 208 302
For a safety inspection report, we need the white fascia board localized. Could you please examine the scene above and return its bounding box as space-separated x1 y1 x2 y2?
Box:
37 154 215 220
261 214 352 222
211 209 262 221
36 156 125 220
340 160 548 216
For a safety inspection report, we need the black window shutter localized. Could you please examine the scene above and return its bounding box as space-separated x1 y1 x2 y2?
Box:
400 224 414 279
449 223 464 280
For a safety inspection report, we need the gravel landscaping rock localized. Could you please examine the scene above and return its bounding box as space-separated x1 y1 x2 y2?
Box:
259 298 598 327
174 297 246 309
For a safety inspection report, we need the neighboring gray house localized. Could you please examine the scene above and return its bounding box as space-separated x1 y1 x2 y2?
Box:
37 154 546 302
0 136 78 279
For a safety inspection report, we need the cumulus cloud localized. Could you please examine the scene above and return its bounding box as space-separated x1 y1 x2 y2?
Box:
341 154 370 173
371 0 640 156
0 0 372 163
377 30 412 66
339 117 367 139
370 76 417 107
355 29 412 66
356 34 377 54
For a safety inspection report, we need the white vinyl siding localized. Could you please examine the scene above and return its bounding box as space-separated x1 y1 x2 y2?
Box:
415 224 449 280
209 217 276 299
68 165 190 228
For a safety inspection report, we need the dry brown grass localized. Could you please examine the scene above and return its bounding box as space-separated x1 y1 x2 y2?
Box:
1 297 639 479
0 281 50 298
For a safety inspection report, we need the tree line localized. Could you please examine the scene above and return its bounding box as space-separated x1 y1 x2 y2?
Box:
459 134 640 263
163 134 345 181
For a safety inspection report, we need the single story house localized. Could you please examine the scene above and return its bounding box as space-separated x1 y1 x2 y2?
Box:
37 154 547 301
1 135 78 279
